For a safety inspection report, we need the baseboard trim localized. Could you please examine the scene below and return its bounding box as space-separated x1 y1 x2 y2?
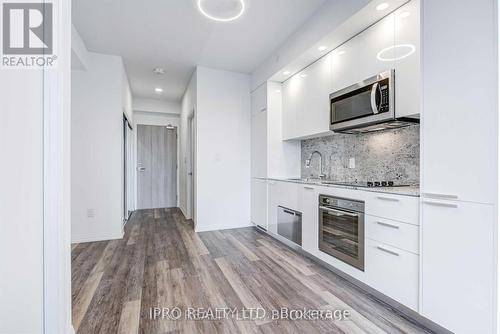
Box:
255 227 452 334
71 232 124 244
195 223 253 233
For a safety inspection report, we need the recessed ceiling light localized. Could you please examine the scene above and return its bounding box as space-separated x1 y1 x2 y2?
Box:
155 87 163 93
300 73 308 78
283 71 291 75
318 45 328 52
337 50 346 56
197 0 245 22
153 68 165 75
376 2 390 11
399 11 411 19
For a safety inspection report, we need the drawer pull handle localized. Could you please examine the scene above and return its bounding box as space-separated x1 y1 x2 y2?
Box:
422 192 458 200
304 186 314 190
377 245 400 256
376 221 399 229
376 196 399 202
423 200 458 208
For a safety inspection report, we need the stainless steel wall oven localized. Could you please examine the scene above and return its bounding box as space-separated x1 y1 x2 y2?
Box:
319 195 365 271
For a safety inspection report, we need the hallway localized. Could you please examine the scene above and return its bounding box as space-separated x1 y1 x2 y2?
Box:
71 208 432 334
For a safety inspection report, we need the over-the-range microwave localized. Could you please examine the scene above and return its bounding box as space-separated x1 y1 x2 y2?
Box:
329 70 418 134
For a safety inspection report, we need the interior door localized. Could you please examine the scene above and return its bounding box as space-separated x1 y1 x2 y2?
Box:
137 125 177 209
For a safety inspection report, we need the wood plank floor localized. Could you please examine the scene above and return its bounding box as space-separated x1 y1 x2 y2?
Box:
72 208 433 334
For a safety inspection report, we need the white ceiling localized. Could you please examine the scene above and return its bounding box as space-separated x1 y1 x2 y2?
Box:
72 0 328 102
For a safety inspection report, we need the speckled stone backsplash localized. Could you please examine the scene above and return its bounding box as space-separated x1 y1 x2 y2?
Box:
301 125 420 184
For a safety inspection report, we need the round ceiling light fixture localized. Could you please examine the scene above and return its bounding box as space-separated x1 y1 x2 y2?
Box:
197 0 245 22
377 44 416 61
153 68 165 75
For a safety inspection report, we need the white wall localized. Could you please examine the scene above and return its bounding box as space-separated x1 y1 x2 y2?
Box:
180 72 197 219
195 66 251 232
71 52 128 243
132 111 181 210
0 69 45 334
133 98 181 114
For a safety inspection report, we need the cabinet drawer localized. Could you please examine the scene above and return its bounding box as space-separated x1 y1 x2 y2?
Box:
365 215 419 254
365 239 419 311
365 193 419 225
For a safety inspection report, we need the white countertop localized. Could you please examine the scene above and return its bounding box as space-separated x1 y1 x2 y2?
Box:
266 178 420 197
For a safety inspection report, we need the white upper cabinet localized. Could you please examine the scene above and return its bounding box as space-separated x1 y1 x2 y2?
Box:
421 0 496 204
251 85 268 178
296 54 332 138
282 74 300 140
394 0 420 118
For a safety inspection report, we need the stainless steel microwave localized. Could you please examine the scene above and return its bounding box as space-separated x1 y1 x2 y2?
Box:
330 70 408 133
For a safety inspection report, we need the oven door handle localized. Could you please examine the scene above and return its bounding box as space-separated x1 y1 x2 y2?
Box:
370 82 379 114
319 206 359 217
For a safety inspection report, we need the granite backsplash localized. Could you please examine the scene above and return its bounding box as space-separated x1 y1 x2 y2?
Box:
301 125 420 184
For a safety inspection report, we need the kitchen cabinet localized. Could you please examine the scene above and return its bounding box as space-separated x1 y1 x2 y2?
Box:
394 0 420 118
421 200 495 333
365 238 419 311
281 75 300 140
421 0 495 205
251 178 268 230
282 54 332 140
251 103 267 178
298 185 318 253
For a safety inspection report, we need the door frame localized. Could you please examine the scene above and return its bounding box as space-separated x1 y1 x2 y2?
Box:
43 0 73 333
187 110 196 226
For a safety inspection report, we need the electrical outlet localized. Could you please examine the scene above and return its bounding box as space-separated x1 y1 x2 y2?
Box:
348 157 356 169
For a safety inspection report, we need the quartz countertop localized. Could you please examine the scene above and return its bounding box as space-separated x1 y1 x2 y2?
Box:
265 178 420 197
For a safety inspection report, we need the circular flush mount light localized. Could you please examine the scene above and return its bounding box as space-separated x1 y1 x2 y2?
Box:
283 71 291 75
198 0 245 22
377 44 416 61
155 87 163 93
318 45 328 52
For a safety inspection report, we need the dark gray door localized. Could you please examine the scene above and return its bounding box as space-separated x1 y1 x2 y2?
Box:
137 125 177 209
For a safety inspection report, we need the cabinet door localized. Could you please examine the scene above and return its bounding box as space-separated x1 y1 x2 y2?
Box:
332 14 395 93
295 54 332 138
394 0 420 118
421 200 494 333
267 181 279 234
282 75 300 140
299 185 318 253
267 181 299 234
251 178 267 229
421 0 496 204
251 109 267 178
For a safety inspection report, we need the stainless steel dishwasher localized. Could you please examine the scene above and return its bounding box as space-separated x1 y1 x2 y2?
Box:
277 206 302 246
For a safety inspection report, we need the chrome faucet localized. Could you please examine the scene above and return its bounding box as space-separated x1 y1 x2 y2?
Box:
305 151 326 179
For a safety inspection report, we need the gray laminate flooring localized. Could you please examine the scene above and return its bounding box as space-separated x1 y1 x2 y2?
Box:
71 208 433 334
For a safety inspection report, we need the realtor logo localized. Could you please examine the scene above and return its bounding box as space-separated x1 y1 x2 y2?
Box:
1 0 57 68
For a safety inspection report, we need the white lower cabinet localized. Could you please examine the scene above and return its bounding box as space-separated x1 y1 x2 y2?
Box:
299 185 318 253
421 200 495 333
365 238 419 311
250 178 267 230
365 215 419 254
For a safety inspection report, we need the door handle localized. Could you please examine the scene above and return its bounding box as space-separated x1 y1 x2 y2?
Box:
377 245 400 256
376 221 399 229
422 192 458 200
370 82 380 114
422 200 458 208
137 167 146 172
376 196 399 202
